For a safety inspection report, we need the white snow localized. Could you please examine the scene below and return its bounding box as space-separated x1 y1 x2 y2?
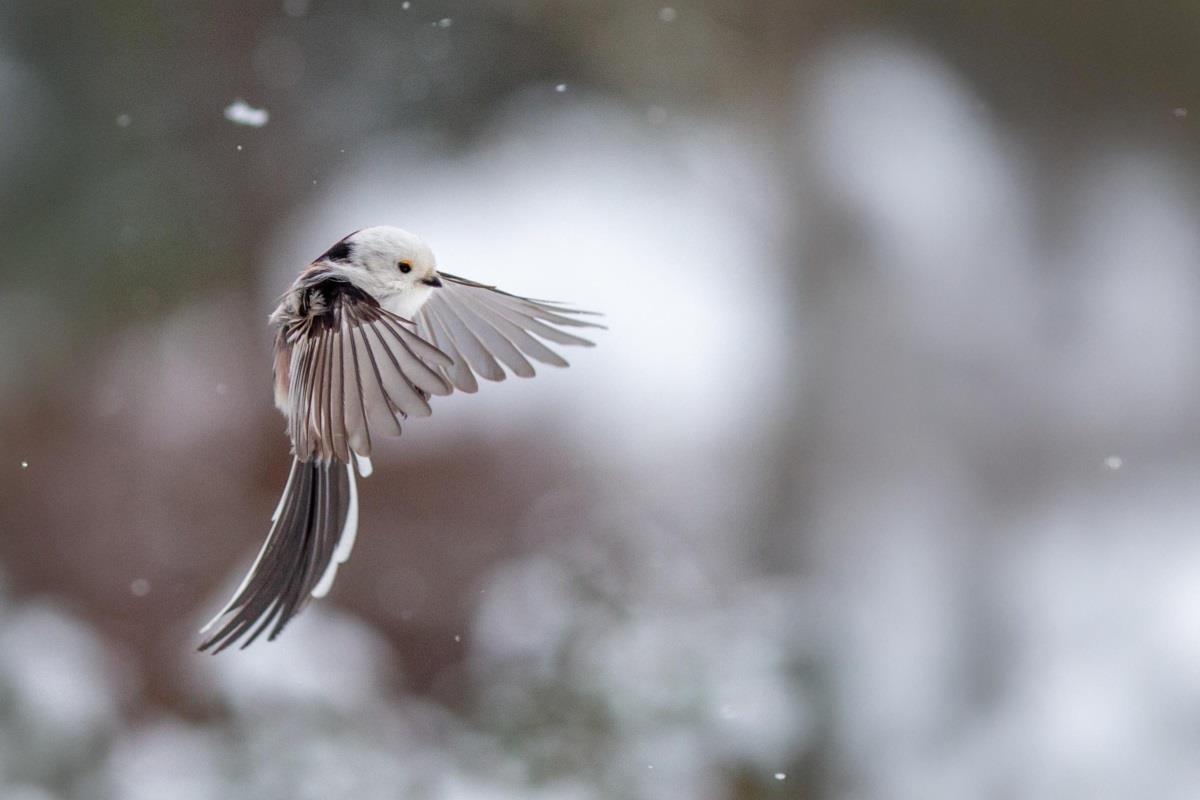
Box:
223 99 269 127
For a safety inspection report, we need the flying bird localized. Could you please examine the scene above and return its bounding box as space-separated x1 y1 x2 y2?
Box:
199 226 601 652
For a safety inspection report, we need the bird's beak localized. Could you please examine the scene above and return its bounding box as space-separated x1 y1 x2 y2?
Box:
421 275 443 288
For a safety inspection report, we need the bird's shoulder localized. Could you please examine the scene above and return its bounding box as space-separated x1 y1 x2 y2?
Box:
270 265 380 331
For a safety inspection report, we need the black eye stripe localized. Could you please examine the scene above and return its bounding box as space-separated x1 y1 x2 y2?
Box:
398 261 412 273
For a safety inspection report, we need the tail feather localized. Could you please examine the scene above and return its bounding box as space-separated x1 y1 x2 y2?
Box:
199 458 360 653
313 467 358 598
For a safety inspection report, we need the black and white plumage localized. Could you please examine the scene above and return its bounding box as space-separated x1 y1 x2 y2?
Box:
199 226 601 652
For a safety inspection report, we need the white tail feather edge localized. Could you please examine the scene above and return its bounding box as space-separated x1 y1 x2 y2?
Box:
312 462 359 598
270 458 298 523
354 452 373 477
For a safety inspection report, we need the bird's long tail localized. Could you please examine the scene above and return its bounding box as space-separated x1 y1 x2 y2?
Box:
198 455 366 653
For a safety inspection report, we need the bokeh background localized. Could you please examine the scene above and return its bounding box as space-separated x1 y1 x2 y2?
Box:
2 1 1200 798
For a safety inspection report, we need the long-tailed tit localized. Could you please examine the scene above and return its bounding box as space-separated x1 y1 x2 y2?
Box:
199 226 601 652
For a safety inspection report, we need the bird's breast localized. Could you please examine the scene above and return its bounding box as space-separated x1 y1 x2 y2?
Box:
381 286 434 322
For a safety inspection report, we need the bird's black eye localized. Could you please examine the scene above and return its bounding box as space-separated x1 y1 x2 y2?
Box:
398 261 412 274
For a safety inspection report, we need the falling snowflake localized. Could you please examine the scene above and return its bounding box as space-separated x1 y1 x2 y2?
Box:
223 99 269 127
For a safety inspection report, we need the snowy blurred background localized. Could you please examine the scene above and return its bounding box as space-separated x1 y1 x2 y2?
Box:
2 1 1200 798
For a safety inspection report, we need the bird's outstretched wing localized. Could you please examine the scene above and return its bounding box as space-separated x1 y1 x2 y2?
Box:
414 272 604 392
199 277 453 653
283 279 454 464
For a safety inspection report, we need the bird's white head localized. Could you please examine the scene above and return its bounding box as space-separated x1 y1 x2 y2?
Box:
315 226 442 315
